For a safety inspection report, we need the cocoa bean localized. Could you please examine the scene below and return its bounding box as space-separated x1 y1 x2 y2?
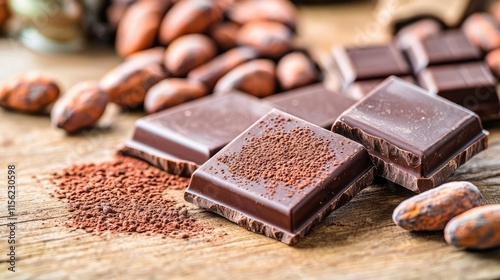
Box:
144 78 207 113
165 34 217 77
445 204 500 250
237 21 292 58
214 59 276 98
51 81 108 133
228 0 297 30
277 52 319 90
0 72 60 113
392 181 482 231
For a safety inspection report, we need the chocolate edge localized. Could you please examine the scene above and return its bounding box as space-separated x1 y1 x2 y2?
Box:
184 168 375 245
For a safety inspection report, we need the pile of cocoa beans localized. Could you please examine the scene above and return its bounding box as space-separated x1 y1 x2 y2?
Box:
0 0 322 133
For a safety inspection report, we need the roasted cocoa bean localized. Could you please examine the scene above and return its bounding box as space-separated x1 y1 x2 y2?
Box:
165 34 217 77
393 181 482 231
51 81 108 133
0 72 60 113
214 59 276 98
144 78 207 113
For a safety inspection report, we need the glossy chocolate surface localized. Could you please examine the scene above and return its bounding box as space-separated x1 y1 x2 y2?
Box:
418 62 500 121
123 92 274 175
333 77 488 192
265 84 357 129
405 30 482 73
332 44 411 89
344 75 416 100
185 109 374 244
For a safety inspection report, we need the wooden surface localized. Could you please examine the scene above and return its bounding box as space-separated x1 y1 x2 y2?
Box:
1 2 500 279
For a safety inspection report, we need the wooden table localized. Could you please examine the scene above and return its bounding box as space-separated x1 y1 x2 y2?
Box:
1 2 500 279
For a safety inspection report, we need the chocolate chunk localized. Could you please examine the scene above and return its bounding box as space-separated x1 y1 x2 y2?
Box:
418 62 500 121
331 44 411 90
332 76 488 193
344 76 416 100
185 109 375 245
265 84 356 129
120 92 274 177
405 30 482 73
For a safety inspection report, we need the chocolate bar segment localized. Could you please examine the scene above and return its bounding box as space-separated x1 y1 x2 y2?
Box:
332 77 488 193
120 92 274 176
331 44 411 90
185 109 375 245
265 84 356 129
405 30 482 73
418 62 500 121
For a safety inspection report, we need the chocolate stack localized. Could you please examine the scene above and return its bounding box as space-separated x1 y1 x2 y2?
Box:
333 10 500 123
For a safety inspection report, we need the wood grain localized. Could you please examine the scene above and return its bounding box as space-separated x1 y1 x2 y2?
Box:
1 3 500 279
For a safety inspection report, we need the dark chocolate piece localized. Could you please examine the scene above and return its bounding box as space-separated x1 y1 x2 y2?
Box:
344 76 416 100
120 92 274 176
265 84 356 129
331 44 411 90
418 62 500 121
185 109 375 245
405 30 482 73
333 76 488 193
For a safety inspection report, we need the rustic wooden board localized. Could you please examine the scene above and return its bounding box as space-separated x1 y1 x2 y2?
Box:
1 3 500 279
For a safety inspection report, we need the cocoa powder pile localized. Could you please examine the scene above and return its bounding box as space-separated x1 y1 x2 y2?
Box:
50 155 211 239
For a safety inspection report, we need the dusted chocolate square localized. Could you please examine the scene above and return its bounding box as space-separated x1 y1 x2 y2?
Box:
418 62 500 121
405 30 482 73
185 109 375 245
120 92 274 176
331 44 411 90
333 77 488 193
265 83 357 129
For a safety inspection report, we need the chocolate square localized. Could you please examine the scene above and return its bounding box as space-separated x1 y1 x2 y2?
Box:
331 44 411 90
120 92 274 176
332 76 488 193
405 30 482 73
418 62 500 121
185 109 375 245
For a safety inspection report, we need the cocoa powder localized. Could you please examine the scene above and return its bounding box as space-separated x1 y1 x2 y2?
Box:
50 156 212 239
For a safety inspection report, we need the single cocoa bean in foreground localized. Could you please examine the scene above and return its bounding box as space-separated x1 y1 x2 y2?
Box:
277 52 319 90
165 34 217 77
159 0 222 45
214 59 276 97
99 59 167 107
115 0 170 57
187 47 258 90
445 204 500 250
51 81 108 133
0 72 60 113
237 21 292 58
392 181 482 231
145 78 207 113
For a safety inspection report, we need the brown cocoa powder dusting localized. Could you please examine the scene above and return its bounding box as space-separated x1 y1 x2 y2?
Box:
50 156 212 239
218 115 337 198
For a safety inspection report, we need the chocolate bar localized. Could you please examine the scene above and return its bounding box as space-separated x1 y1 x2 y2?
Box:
185 109 375 245
405 30 482 73
418 62 500 121
331 44 411 90
395 18 444 50
332 77 488 193
265 84 356 129
120 92 274 176
344 76 416 100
